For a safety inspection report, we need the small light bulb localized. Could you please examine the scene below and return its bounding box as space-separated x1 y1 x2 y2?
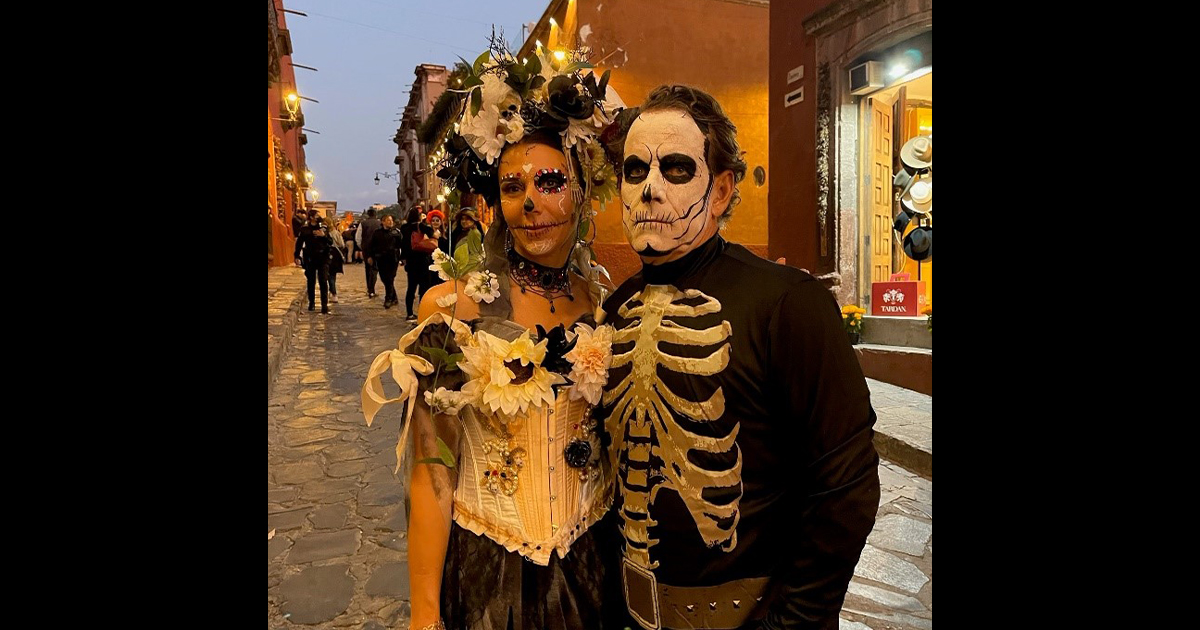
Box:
554 51 566 61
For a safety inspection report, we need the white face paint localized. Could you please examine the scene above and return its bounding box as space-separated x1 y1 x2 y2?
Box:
499 142 578 265
620 109 719 264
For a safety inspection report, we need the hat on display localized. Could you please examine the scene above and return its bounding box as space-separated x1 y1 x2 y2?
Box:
894 209 913 234
900 136 932 170
901 176 932 215
903 224 932 262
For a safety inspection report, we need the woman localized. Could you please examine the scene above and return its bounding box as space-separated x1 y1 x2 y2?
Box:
426 209 449 253
324 215 346 304
401 208 437 322
362 45 623 630
450 207 486 251
366 214 403 309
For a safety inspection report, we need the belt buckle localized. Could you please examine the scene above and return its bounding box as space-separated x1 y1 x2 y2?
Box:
622 556 660 630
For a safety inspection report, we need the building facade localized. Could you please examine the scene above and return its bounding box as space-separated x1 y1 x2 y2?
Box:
394 64 449 212
267 0 314 267
770 0 932 308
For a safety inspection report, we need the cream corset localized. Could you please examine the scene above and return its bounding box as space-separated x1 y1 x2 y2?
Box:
453 391 611 566
362 312 616 567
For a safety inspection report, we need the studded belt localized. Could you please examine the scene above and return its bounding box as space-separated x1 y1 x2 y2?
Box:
622 556 771 630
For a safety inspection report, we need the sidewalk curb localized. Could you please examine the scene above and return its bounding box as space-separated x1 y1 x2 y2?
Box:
873 431 931 481
268 270 308 398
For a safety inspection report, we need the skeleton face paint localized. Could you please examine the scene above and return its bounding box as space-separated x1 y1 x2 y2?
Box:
499 141 578 264
620 109 719 264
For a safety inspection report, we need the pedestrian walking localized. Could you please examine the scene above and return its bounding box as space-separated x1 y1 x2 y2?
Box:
366 214 403 309
356 207 383 298
293 211 333 314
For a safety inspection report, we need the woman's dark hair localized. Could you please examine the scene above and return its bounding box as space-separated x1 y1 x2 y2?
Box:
405 208 422 224
602 84 748 226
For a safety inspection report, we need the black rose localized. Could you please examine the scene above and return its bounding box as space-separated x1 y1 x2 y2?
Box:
547 75 595 122
564 439 593 468
535 323 577 375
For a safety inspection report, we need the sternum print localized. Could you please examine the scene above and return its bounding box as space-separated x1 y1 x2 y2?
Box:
603 285 742 570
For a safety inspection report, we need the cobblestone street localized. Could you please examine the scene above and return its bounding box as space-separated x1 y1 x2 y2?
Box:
268 265 931 630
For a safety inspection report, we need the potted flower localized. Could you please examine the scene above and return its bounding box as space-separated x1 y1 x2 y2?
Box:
841 304 866 345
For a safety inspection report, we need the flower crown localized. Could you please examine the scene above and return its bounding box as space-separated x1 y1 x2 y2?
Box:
433 42 625 210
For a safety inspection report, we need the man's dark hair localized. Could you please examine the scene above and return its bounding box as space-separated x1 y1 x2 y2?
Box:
406 208 422 224
367 208 376 217
603 85 748 226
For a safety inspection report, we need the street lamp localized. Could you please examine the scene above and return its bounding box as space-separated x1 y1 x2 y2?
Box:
375 172 398 185
304 169 315 186
284 92 300 118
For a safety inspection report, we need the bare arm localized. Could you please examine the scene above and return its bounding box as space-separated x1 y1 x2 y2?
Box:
407 400 462 629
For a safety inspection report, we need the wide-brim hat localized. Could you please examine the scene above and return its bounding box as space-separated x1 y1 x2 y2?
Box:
901 175 932 215
456 207 478 222
900 136 932 170
903 225 932 262
894 209 913 234
893 169 913 193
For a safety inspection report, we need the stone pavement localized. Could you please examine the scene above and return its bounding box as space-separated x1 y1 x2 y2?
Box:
268 262 932 629
868 379 933 480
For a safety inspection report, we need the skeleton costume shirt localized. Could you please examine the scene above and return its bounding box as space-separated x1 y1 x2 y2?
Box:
598 106 880 630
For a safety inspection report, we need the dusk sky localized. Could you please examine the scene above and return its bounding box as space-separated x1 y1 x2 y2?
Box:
284 0 549 213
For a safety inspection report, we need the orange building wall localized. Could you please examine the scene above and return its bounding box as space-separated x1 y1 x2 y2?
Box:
268 0 309 267
560 0 770 285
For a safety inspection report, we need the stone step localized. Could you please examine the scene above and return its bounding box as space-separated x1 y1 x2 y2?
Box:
855 344 931 396
867 379 931 480
862 316 931 349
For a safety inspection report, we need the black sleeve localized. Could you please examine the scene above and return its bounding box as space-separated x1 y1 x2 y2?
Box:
760 280 880 630
293 230 305 259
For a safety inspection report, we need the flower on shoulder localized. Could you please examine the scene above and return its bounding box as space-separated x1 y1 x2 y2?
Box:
464 270 501 303
564 323 613 405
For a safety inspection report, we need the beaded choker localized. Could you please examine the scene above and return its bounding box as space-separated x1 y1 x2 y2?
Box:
505 234 575 313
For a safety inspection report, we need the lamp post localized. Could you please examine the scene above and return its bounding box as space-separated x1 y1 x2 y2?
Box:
374 172 398 185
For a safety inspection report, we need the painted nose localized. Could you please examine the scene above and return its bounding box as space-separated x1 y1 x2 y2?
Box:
641 183 653 203
523 197 535 212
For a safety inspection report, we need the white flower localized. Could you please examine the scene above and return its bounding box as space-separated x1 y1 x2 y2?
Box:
429 249 452 281
564 324 613 405
459 331 565 419
464 271 501 304
432 248 451 264
459 74 523 164
435 292 458 308
424 387 470 415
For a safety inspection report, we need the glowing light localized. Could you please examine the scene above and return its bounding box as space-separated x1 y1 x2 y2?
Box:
549 17 557 26
554 50 566 61
286 93 298 102
888 64 909 79
536 39 543 50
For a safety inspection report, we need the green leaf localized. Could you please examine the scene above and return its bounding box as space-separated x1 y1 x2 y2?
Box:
462 75 484 90
453 238 472 270
530 76 546 91
473 50 491 75
577 216 590 241
598 69 611 98
421 346 452 368
471 89 482 117
436 437 456 467
415 457 448 467
563 61 595 74
440 260 458 279
526 54 542 76
446 352 464 371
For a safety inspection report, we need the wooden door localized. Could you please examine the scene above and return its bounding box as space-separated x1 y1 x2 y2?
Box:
869 97 893 284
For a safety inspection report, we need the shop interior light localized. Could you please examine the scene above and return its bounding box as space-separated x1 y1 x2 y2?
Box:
889 64 909 79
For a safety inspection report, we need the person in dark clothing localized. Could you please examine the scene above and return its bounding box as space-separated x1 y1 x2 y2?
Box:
291 209 308 237
366 214 403 309
399 207 436 321
356 208 383 298
293 210 333 314
597 85 880 630
427 209 449 254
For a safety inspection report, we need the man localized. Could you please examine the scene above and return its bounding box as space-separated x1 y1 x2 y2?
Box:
294 210 333 314
291 209 307 237
355 208 383 297
597 85 880 630
366 214 403 310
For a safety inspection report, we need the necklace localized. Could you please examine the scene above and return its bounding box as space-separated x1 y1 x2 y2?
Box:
505 233 575 313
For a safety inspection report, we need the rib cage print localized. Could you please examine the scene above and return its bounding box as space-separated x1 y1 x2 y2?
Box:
602 285 740 569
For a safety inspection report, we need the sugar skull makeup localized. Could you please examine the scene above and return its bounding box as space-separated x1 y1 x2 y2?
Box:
620 109 718 263
499 141 578 262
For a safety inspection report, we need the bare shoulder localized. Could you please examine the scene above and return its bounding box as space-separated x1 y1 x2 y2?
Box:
418 280 480 321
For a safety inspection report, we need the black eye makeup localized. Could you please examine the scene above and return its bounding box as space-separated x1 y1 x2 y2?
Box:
624 157 649 184
658 154 697 184
533 168 568 194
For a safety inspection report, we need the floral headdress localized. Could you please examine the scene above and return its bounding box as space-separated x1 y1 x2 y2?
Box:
432 39 625 227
